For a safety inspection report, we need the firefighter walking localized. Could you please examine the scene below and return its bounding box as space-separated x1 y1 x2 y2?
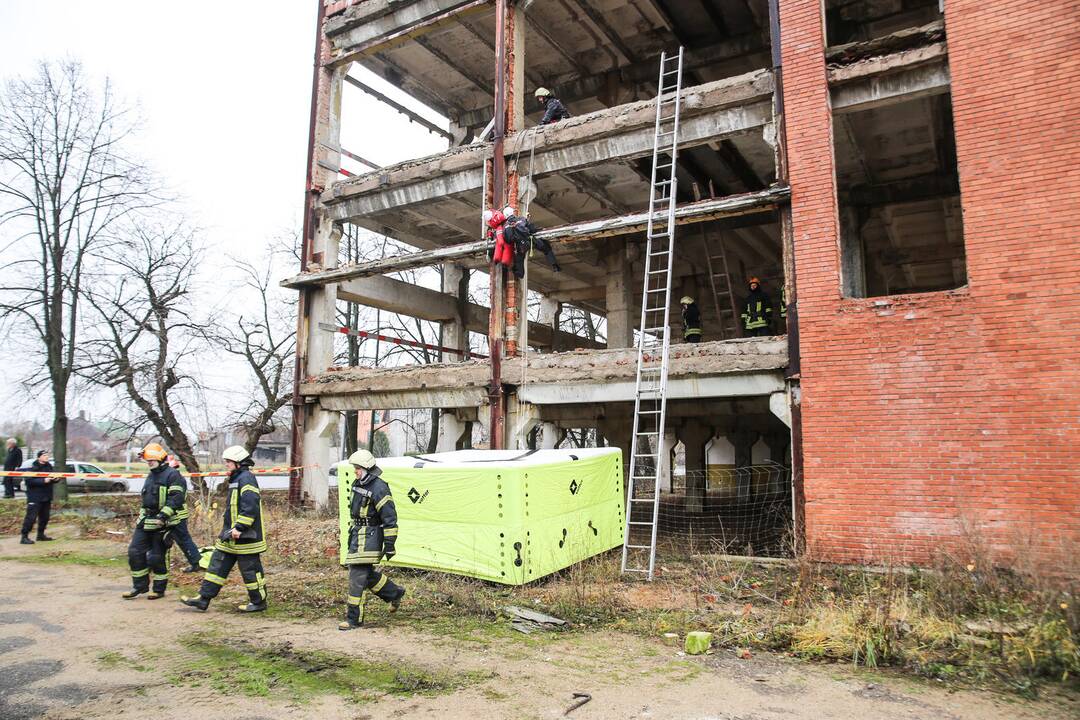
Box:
181 446 268 613
123 443 188 600
340 449 405 630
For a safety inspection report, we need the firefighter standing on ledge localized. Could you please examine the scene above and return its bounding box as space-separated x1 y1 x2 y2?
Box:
741 277 774 337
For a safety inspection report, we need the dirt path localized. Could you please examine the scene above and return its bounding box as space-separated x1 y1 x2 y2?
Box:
0 530 1071 720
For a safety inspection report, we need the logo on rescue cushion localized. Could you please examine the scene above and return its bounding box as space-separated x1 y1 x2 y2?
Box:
407 487 429 504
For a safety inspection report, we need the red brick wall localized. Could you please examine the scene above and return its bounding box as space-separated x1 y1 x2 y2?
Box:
780 0 1080 568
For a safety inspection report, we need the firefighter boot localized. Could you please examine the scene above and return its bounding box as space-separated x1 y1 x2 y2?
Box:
181 595 210 611
389 587 406 613
121 588 147 599
338 601 363 631
237 601 267 613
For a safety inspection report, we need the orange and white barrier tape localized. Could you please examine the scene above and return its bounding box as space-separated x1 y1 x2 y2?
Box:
0 466 309 480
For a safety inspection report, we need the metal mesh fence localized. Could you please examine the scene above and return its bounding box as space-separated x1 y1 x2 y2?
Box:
626 463 794 560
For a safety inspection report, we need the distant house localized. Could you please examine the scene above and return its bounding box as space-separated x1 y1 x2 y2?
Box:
197 427 291 465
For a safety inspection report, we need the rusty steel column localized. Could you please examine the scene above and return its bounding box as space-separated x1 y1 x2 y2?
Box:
290 0 329 507
488 0 510 449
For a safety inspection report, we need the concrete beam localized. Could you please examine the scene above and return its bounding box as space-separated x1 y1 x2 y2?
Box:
301 338 787 407
326 0 492 67
454 32 767 128
320 71 775 220
830 46 950 113
518 372 785 405
282 188 790 289
335 274 603 349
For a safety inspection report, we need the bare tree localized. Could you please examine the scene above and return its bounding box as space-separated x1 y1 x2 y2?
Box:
79 221 203 471
207 255 296 455
0 60 156 495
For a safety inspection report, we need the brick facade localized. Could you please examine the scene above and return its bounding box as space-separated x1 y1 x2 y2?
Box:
781 0 1080 567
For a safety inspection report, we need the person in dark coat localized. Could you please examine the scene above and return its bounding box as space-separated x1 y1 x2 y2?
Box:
740 277 774 337
503 206 560 279
181 445 268 613
535 87 570 125
165 453 203 572
4 438 22 498
680 296 702 343
21 450 59 544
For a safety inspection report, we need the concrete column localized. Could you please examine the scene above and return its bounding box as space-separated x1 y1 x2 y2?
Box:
538 296 562 352
297 61 346 510
539 422 559 449
681 420 710 513
506 395 541 450
658 429 678 493
302 223 342 510
508 5 526 131
604 243 634 349
598 417 633 480
437 411 469 452
441 263 467 360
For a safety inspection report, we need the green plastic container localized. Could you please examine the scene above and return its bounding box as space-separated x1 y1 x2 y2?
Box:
338 449 625 585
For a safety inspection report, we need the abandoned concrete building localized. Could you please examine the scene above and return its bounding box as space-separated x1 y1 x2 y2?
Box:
284 0 1078 569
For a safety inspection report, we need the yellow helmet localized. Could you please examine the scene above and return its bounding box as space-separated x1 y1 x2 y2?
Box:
222 445 250 463
347 449 377 469
680 296 694 305
140 443 168 461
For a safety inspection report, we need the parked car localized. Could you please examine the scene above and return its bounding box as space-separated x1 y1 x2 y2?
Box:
16 460 128 493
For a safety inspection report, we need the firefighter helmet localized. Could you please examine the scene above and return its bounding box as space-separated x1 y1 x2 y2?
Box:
534 87 552 99
222 445 250 463
502 205 516 217
347 449 377 469
749 277 761 286
140 443 168 461
680 296 694 305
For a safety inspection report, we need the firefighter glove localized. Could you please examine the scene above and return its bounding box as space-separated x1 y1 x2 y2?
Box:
383 541 396 560
142 516 165 531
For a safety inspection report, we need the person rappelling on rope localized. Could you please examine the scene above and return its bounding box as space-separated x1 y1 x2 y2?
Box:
484 208 513 269
502 205 560 278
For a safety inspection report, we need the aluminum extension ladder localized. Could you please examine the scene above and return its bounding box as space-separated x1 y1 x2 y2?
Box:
704 230 740 339
621 47 684 581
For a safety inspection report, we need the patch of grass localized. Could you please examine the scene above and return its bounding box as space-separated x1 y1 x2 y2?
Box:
96 650 151 673
172 633 485 703
2 549 125 568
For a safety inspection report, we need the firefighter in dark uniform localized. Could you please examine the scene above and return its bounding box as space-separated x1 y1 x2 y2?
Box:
535 87 570 125
741 277 774 337
340 449 405 630
181 445 267 613
123 443 187 599
680 295 702 343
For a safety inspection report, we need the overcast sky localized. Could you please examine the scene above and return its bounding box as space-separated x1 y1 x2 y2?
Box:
0 1 451 429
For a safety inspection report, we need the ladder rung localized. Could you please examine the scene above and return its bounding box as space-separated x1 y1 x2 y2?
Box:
627 543 654 549
623 568 649 573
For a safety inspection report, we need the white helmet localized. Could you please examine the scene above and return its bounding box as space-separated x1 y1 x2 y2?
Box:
502 205 516 217
534 87 551 98
347 448 377 469
222 445 250 463
482 209 494 224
